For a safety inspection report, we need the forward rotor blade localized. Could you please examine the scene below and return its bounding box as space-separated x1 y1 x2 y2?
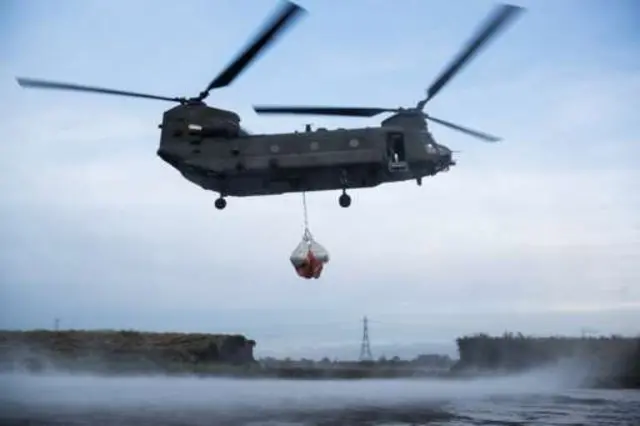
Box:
426 115 501 142
203 1 306 96
253 106 396 117
421 4 524 107
16 77 182 103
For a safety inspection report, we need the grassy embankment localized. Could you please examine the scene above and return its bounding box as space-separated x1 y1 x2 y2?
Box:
1 330 638 387
453 332 640 388
0 330 256 376
0 329 451 379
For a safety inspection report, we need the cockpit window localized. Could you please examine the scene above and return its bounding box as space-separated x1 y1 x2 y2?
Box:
419 130 431 144
420 131 438 154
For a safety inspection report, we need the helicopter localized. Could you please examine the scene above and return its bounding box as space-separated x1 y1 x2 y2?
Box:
16 1 524 210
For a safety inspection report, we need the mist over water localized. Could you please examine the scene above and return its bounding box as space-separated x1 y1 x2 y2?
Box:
2 364 639 425
1 366 577 409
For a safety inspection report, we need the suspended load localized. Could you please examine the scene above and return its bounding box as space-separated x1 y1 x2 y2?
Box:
290 229 330 279
290 192 330 279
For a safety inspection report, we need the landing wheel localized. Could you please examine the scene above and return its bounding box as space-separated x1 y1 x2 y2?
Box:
339 192 351 208
215 197 227 210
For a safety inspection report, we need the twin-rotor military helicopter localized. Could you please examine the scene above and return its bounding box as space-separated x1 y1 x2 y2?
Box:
16 1 524 210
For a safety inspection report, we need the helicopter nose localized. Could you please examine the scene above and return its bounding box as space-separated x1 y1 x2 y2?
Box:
436 145 452 157
447 151 456 164
437 146 455 166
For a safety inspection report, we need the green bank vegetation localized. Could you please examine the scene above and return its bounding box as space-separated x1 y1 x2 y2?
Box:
453 332 640 388
1 329 638 387
0 329 452 379
257 355 454 379
0 329 256 374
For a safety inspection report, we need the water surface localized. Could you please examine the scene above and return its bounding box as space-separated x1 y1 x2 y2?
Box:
1 369 638 425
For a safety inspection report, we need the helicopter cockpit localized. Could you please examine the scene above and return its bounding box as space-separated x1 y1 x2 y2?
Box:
420 130 453 163
420 130 438 154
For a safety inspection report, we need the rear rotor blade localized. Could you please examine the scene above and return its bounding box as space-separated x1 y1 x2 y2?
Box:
201 1 305 98
16 77 182 103
426 115 501 142
420 4 524 108
253 106 397 117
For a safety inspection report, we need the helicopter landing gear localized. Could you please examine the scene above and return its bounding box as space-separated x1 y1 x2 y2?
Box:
338 169 352 208
339 190 351 208
416 177 423 186
215 197 227 210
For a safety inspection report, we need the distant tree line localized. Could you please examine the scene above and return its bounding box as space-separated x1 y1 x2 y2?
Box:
258 353 453 370
453 332 640 387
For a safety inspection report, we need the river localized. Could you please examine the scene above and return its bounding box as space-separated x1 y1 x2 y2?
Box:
1 367 639 425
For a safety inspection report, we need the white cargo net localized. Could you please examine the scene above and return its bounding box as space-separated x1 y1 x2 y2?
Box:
289 192 330 267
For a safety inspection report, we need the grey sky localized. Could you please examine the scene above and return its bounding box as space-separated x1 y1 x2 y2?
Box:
1 0 639 360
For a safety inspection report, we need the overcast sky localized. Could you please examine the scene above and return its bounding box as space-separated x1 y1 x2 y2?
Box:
0 0 638 360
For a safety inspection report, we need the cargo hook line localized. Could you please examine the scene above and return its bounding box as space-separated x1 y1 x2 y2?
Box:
302 191 312 241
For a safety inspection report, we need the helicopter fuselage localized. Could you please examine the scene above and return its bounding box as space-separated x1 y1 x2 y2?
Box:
156 104 454 198
15 0 521 210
